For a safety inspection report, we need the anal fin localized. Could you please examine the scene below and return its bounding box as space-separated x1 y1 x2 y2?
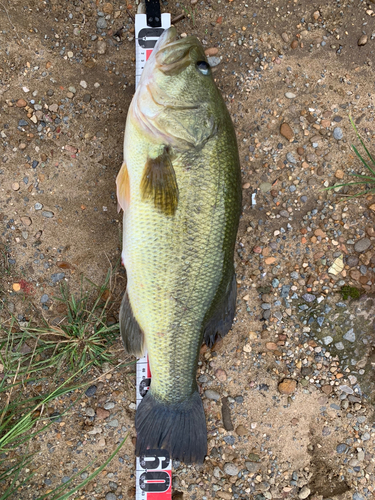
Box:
203 273 237 348
119 290 145 356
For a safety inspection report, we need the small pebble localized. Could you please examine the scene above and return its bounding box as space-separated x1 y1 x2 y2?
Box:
85 385 97 397
223 463 239 476
333 127 343 140
207 56 221 67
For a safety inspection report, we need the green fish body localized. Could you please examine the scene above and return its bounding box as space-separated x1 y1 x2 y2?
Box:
116 27 241 464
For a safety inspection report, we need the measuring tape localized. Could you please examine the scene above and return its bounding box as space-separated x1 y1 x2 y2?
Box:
134 4 172 499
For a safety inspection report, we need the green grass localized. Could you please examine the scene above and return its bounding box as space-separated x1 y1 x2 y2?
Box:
0 268 129 499
325 115 375 199
182 5 197 26
16 269 120 373
340 285 363 301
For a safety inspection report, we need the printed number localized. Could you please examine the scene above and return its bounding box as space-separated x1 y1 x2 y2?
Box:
139 471 170 492
139 378 151 397
140 449 170 470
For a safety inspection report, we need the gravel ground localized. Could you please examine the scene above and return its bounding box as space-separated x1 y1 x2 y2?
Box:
1 0 375 499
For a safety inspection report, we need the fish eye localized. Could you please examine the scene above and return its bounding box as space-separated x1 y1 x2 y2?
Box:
196 60 210 75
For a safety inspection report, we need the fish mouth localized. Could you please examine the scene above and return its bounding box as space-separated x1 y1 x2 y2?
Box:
154 27 203 74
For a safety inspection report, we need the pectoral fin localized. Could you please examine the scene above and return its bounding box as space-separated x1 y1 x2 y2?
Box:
116 162 130 213
140 148 179 216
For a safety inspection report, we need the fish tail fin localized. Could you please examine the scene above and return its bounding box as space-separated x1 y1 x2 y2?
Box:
135 390 207 464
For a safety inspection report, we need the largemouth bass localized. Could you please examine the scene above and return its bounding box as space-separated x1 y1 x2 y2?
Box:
116 27 241 464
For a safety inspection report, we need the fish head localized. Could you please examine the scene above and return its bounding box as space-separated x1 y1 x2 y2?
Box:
133 27 222 148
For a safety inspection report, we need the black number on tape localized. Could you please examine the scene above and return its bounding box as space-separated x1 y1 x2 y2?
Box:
139 471 170 492
139 377 151 397
140 449 170 470
137 28 165 48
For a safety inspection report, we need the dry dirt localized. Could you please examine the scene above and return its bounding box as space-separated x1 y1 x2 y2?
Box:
1 0 375 499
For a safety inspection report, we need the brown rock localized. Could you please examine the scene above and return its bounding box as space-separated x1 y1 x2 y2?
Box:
314 251 324 260
20 216 32 226
280 122 294 141
96 407 110 420
321 384 332 395
297 147 304 155
265 257 276 265
335 169 344 179
350 270 361 281
56 261 72 269
314 228 326 238
103 2 113 14
278 379 297 395
172 492 184 500
312 10 320 20
235 424 248 436
266 342 278 351
215 369 227 382
290 40 298 49
358 34 368 46
204 47 219 56
12 182 20 191
16 98 27 107
253 246 262 254
41 153 47 162
64 144 78 154
321 119 330 128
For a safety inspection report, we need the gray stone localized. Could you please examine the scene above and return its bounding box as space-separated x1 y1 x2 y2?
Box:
97 18 107 29
285 92 296 99
207 56 221 67
259 182 272 193
223 462 239 476
354 238 371 253
42 210 54 218
343 329 356 343
346 255 359 267
353 493 364 500
104 402 115 410
333 127 343 140
51 272 65 283
85 385 97 397
97 40 107 54
61 476 70 484
322 336 333 345
40 294 49 304
108 419 119 427
335 342 345 350
336 443 348 454
34 202 43 210
339 385 353 394
302 293 316 302
205 390 220 401
105 494 117 500
86 407 95 417
286 152 297 164
299 486 311 499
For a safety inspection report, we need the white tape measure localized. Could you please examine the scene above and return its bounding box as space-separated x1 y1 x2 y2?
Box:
134 9 172 500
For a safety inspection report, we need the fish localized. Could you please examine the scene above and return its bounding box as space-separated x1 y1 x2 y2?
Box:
116 26 242 464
